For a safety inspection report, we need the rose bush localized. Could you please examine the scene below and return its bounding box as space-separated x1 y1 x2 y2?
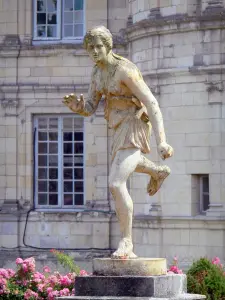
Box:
0 250 89 300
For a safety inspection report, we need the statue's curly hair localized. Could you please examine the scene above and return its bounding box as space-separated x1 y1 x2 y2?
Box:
83 26 113 52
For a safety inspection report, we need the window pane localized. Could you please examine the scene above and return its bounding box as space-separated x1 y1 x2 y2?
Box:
37 26 46 37
49 143 58 153
203 176 209 193
63 118 73 129
75 194 83 205
49 181 58 192
37 13 46 24
38 118 47 129
74 132 83 141
49 155 58 166
74 24 83 37
75 142 83 153
74 0 83 10
64 194 73 205
47 0 57 12
39 132 47 141
64 181 73 192
47 13 57 24
64 143 73 154
64 155 73 166
74 155 83 166
74 181 83 192
203 194 210 211
74 118 83 129
64 168 73 179
64 12 73 24
64 132 72 141
49 168 58 179
37 0 46 12
49 118 58 129
74 11 83 23
38 194 48 205
74 168 83 180
38 168 47 179
38 155 47 166
49 194 58 205
38 181 48 192
47 25 57 37
38 142 48 153
49 132 58 141
64 0 73 10
64 25 73 37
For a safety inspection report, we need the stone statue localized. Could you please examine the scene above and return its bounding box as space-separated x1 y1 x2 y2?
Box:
63 26 174 259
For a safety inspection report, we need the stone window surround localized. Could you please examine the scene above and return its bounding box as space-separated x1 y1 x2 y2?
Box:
33 0 86 43
23 105 89 212
33 114 85 209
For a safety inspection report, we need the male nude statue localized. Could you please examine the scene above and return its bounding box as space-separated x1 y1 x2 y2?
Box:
63 26 174 258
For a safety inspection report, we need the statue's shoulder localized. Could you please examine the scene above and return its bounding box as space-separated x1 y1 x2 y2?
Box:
115 55 143 80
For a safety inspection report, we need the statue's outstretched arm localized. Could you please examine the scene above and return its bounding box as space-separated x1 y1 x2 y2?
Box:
63 67 102 117
122 68 173 160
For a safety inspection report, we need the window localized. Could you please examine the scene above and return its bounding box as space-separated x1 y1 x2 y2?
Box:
34 115 85 209
200 175 209 213
33 0 85 41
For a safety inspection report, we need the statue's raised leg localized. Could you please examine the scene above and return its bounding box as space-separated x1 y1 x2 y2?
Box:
135 155 170 196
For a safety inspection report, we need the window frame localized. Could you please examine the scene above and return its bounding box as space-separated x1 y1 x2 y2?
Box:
200 174 210 213
33 114 86 210
33 0 86 42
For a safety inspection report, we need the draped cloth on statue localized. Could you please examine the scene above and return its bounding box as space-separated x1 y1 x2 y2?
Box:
104 95 151 161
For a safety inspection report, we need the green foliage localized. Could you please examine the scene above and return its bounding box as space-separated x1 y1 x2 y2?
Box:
187 257 225 300
51 249 80 274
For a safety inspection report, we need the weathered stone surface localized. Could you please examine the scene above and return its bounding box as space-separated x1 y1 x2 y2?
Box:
93 258 167 276
75 274 186 297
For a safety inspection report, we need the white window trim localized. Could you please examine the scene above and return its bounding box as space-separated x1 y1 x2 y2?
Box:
33 0 86 43
200 175 209 213
33 115 86 210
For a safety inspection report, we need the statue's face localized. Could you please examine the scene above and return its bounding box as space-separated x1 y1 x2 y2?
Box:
87 36 108 64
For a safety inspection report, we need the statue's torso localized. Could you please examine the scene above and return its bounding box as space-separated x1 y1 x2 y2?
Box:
94 60 145 128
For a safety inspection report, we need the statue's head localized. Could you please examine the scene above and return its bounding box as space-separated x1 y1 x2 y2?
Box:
83 26 113 63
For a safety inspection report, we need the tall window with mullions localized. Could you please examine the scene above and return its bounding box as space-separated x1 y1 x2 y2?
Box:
34 0 85 40
34 115 85 209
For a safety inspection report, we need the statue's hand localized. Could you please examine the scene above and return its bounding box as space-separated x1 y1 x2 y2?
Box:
63 93 84 112
157 142 174 160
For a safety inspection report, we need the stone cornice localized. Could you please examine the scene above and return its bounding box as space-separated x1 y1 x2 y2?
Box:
0 34 127 57
125 12 225 41
1 83 89 95
143 64 225 78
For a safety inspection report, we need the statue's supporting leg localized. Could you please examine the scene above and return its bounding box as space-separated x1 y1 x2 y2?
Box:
109 148 141 258
135 155 170 196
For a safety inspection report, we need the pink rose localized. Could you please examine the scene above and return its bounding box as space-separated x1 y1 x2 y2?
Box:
80 270 88 276
16 258 23 265
43 266 51 273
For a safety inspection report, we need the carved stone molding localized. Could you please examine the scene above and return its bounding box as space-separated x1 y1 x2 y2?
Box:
204 1 224 15
205 81 224 93
125 11 225 38
1 99 19 109
148 7 161 20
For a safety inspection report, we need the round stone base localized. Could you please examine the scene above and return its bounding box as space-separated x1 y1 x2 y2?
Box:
93 257 167 276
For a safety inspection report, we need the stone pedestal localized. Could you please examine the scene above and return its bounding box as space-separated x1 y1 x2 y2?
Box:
56 258 205 300
93 258 167 276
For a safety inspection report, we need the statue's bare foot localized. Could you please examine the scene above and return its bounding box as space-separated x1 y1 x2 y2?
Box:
111 238 137 259
147 166 170 196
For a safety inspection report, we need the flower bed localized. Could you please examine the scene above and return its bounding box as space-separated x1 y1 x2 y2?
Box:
0 250 88 299
0 252 224 299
